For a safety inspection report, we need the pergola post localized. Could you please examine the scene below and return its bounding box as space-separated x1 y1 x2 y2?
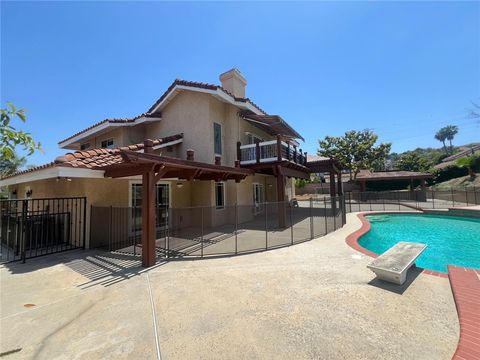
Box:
142 140 156 268
337 171 343 195
329 171 336 197
276 167 287 228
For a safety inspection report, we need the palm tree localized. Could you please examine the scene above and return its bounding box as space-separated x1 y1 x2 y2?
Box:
0 154 26 177
434 128 448 154
444 125 458 153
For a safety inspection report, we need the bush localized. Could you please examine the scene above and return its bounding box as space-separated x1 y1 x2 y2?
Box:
295 178 306 188
431 165 468 185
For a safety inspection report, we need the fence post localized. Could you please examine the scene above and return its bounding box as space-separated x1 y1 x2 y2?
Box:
289 202 293 245
109 205 113 251
432 189 435 209
235 203 238 255
21 199 28 263
82 198 86 250
201 206 204 258
348 192 352 213
465 186 469 206
451 187 455 207
265 202 268 250
310 197 313 239
333 197 337 230
474 186 478 205
324 197 328 235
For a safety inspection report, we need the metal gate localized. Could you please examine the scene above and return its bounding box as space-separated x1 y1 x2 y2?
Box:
0 197 86 263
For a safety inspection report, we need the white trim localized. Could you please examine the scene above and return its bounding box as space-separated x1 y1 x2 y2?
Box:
0 167 105 187
137 138 184 153
149 84 264 116
239 143 256 150
59 116 162 148
259 157 278 163
260 140 277 146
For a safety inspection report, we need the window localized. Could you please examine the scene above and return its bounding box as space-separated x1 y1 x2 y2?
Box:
215 182 225 209
101 138 114 149
80 143 90 150
130 183 170 231
214 122 222 155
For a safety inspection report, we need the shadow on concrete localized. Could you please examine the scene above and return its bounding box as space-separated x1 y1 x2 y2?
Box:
1 249 169 289
367 266 423 295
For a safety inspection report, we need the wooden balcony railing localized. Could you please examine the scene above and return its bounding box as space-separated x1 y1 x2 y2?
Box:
236 136 307 166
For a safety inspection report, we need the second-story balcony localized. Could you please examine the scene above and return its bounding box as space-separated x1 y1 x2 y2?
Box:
236 136 307 167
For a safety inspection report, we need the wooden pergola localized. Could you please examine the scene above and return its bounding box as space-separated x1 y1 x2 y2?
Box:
306 157 344 197
103 140 253 267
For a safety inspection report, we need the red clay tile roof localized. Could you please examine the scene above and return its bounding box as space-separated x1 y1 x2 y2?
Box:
58 112 160 145
356 170 432 181
2 134 183 180
58 77 302 147
146 79 268 115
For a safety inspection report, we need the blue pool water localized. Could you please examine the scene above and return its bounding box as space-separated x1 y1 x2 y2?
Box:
359 214 480 273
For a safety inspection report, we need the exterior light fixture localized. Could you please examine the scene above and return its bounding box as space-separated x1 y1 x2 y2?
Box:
176 182 184 188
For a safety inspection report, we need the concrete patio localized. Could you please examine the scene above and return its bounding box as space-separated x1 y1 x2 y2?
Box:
0 213 459 360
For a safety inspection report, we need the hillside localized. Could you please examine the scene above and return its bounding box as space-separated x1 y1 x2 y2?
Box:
430 174 480 190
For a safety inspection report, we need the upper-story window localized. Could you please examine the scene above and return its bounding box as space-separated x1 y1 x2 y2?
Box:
101 138 114 149
214 122 222 155
80 143 90 150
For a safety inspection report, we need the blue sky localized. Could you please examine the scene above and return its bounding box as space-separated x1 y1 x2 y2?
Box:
2 1 479 166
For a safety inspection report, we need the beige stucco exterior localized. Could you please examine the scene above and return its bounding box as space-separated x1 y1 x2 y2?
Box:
3 72 304 249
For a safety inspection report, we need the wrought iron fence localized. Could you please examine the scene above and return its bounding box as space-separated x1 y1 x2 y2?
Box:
0 197 86 263
90 196 345 258
345 189 480 213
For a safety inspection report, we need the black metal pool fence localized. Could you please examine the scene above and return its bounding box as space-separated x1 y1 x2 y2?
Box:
0 197 86 263
90 196 346 258
345 188 480 212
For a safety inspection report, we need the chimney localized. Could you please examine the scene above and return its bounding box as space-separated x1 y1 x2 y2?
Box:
219 68 247 98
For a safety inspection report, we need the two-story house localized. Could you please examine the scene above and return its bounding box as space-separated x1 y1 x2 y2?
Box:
1 69 318 264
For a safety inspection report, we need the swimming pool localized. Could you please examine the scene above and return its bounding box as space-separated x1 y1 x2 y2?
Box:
359 213 480 273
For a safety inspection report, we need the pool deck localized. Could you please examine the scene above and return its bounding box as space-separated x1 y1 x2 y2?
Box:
346 212 480 360
0 212 460 359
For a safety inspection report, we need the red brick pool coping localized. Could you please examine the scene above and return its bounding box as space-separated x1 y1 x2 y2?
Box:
346 212 480 360
449 266 480 360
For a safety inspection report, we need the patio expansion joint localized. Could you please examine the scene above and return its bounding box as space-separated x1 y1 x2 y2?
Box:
146 272 163 360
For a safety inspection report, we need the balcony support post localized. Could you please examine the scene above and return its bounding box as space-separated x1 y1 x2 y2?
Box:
236 141 241 162
276 166 287 229
255 140 260 164
276 135 282 162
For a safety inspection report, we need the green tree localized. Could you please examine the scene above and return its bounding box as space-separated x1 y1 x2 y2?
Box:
1 103 42 162
444 125 458 152
434 128 448 154
396 152 431 172
456 155 478 179
0 154 26 177
318 130 391 180
435 125 458 155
